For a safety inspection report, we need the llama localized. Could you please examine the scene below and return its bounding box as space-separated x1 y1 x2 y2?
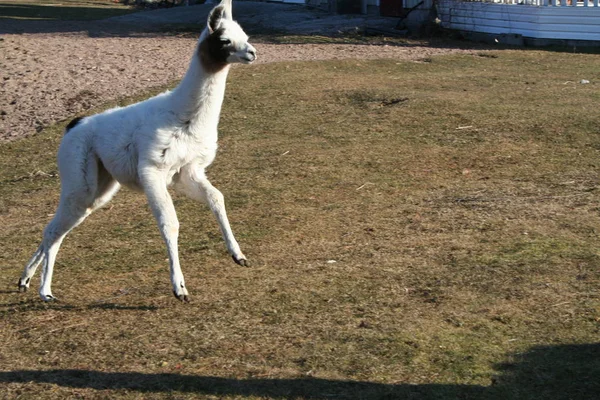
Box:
18 0 256 302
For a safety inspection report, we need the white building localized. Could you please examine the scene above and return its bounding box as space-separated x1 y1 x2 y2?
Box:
438 0 600 43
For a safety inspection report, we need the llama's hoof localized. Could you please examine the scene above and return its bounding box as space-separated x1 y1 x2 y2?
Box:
18 277 31 292
233 256 249 267
173 282 189 303
41 294 56 302
173 291 190 303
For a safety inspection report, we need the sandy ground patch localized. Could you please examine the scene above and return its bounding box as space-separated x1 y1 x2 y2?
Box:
0 3 479 141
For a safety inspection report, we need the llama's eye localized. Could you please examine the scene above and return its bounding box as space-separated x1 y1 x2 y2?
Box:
220 38 231 45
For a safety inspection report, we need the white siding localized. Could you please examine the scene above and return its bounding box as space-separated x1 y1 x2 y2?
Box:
439 0 600 41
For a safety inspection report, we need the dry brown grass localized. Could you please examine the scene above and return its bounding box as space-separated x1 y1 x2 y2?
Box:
1 50 599 399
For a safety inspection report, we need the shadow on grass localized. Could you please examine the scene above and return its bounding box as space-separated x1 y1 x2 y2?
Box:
0 370 486 399
0 301 159 311
0 344 598 399
0 2 178 36
87 303 159 311
0 3 134 22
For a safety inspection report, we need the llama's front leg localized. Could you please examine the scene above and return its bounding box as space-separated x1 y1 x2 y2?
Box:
206 181 248 266
141 171 189 302
175 167 247 266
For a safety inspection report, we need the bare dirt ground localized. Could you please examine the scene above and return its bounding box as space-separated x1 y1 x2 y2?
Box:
0 2 480 141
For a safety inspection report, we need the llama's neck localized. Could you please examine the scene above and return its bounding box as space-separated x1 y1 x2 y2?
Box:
171 41 230 138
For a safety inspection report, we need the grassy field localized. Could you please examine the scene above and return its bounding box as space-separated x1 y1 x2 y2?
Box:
1 51 599 399
0 0 136 21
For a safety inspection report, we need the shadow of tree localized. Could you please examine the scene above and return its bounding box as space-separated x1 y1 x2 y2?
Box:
0 1 476 52
0 16 166 37
0 369 486 399
0 3 135 23
492 343 600 400
0 343 598 399
0 3 204 36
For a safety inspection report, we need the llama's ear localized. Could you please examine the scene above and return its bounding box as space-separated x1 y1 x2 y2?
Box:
219 0 233 20
207 5 225 33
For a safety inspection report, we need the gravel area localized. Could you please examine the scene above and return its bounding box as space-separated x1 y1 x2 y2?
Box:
0 3 479 141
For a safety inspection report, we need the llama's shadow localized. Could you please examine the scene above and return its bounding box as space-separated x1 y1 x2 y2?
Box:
0 300 79 311
0 343 598 399
0 298 159 312
87 303 159 311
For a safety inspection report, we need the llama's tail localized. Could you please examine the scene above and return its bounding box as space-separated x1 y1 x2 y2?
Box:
64 116 85 135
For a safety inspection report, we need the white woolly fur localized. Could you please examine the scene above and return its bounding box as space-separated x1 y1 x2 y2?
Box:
18 0 256 302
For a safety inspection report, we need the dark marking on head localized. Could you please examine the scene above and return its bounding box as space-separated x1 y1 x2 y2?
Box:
161 148 167 159
65 116 84 134
198 27 231 73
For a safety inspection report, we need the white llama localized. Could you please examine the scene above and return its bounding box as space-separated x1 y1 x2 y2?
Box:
18 0 256 302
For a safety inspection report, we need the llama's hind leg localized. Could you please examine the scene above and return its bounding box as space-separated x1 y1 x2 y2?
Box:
18 202 91 299
36 199 94 301
38 168 120 301
18 171 118 294
18 245 44 292
90 165 121 213
20 153 118 301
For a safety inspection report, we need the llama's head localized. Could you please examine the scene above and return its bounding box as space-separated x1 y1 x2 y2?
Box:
199 0 256 72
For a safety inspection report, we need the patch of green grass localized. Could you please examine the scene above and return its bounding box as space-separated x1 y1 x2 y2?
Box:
0 0 136 21
1 51 599 399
